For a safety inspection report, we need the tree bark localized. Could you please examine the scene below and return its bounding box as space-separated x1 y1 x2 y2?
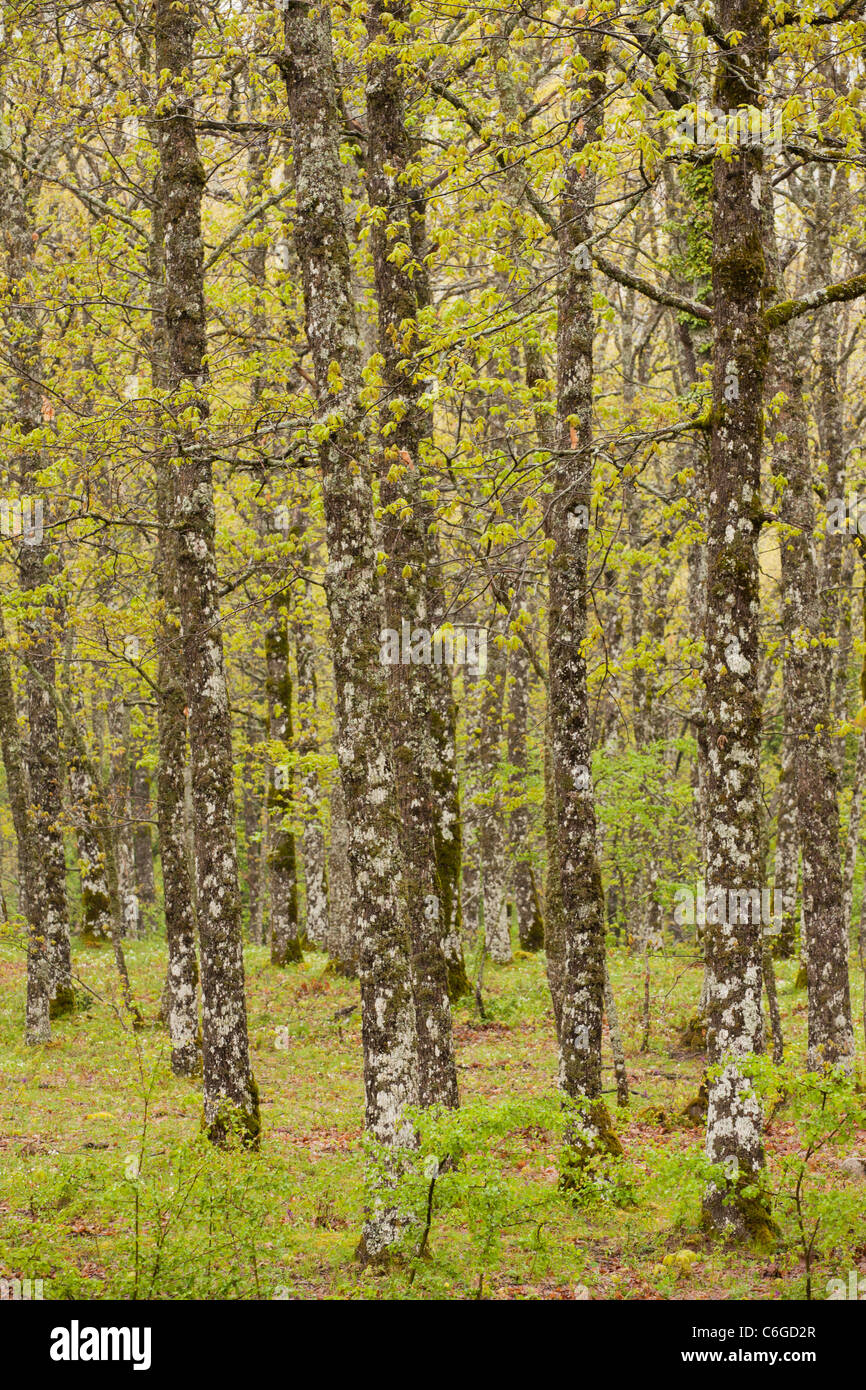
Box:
0 157 74 1019
130 755 156 908
365 0 459 1106
548 23 618 1168
68 718 112 944
603 962 629 1108
279 0 420 1257
327 776 357 975
508 637 544 951
108 702 142 941
266 597 302 966
701 0 772 1239
295 601 329 948
478 634 511 962
771 728 799 959
766 219 854 1073
0 603 51 1042
242 715 265 946
148 114 201 1079
154 0 257 1140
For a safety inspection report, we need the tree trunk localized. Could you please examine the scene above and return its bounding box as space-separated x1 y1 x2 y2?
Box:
295 603 329 948
0 161 74 1019
147 146 200 1078
68 714 112 944
109 703 142 941
242 715 265 946
767 223 854 1073
279 0 420 1257
772 729 799 959
130 756 156 908
603 963 629 1108
327 776 357 975
155 0 257 1141
478 634 511 962
701 0 771 1240
843 721 866 941
365 0 459 1106
0 603 51 1042
266 597 302 966
508 638 544 951
548 25 617 1170
543 715 565 1044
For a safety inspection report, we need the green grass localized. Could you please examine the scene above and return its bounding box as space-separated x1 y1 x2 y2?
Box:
0 934 864 1300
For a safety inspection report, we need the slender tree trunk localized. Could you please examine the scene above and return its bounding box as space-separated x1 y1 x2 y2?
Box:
0 162 74 1019
767 222 854 1073
603 963 629 1108
478 634 511 963
0 604 51 1042
508 639 544 951
130 756 156 909
772 729 799 959
53 684 141 1027
402 124 469 1004
843 722 866 941
295 603 329 948
548 24 618 1169
266 597 302 966
280 0 420 1257
242 715 265 946
147 144 200 1078
155 593 201 1077
701 0 771 1239
327 776 357 975
109 703 142 941
155 0 257 1141
365 0 458 1107
762 946 784 1066
68 715 112 944
544 716 565 1044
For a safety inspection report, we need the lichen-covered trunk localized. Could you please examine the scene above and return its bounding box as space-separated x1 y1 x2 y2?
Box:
767 225 854 1073
295 606 328 948
548 28 615 1165
155 615 201 1078
19 465 74 1014
401 43 467 1001
1 164 73 1019
526 343 566 1035
543 715 565 1044
148 167 201 1078
811 165 847 724
478 636 511 963
843 728 866 942
266 599 302 967
428 650 468 999
241 715 265 947
701 0 771 1239
280 0 419 1256
155 0 257 1141
507 641 544 950
130 756 156 909
365 0 459 1106
771 729 799 959
62 692 141 1026
108 703 142 941
603 963 629 1108
68 739 112 944
327 776 357 975
0 603 51 1042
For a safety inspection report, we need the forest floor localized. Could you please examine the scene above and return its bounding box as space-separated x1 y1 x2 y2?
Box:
0 936 864 1300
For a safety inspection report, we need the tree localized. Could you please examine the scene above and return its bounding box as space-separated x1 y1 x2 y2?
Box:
154 0 258 1142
